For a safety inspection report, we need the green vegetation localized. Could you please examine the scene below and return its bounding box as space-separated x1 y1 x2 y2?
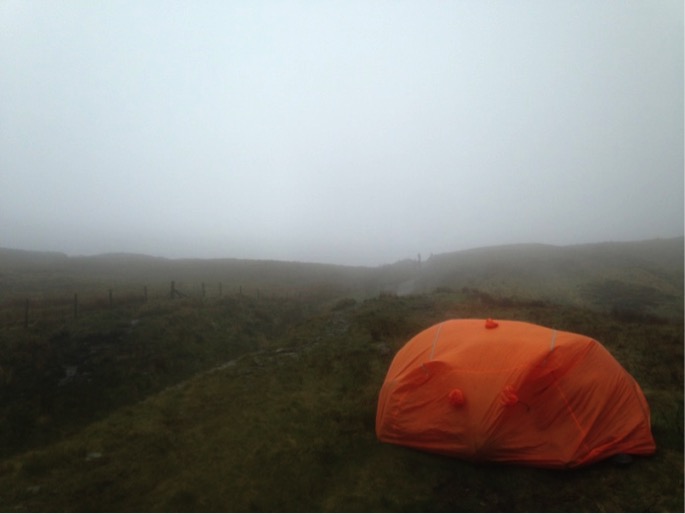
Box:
0 293 321 459
0 239 682 511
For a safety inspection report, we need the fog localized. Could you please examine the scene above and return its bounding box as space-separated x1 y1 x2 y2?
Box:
1 1 683 266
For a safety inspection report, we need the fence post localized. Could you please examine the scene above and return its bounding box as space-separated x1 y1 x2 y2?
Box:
24 299 29 328
74 293 78 319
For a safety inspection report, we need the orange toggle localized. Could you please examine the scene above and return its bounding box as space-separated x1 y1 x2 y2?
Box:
485 318 499 329
448 388 465 407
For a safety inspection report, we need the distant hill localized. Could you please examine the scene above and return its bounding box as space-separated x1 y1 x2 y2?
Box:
0 248 69 269
0 248 378 299
1 237 682 319
413 237 684 320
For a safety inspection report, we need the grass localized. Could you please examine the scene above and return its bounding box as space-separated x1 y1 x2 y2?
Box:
0 290 682 512
0 293 322 459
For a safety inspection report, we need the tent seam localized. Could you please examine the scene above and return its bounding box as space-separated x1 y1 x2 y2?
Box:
447 365 529 373
428 322 444 360
552 379 591 456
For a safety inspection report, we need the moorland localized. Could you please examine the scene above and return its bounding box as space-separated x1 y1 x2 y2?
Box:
0 237 682 511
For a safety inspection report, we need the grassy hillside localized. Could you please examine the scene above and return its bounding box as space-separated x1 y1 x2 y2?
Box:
2 237 682 318
0 290 682 512
0 248 379 302
416 238 684 320
0 238 682 511
0 293 326 459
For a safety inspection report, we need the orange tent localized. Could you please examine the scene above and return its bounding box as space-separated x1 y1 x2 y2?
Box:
376 319 656 468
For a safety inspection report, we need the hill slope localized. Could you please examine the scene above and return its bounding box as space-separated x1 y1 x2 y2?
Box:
414 237 683 320
0 237 682 511
0 292 682 512
0 248 377 300
2 237 683 320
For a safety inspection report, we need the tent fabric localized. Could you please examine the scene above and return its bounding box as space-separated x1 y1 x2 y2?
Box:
376 319 656 468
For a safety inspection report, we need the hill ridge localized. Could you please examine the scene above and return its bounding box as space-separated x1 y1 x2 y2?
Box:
1 237 682 319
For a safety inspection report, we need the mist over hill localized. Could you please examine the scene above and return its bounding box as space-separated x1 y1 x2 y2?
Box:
1 237 682 319
415 237 684 319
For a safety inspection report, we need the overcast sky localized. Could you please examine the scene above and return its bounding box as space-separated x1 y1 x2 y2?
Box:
1 1 683 266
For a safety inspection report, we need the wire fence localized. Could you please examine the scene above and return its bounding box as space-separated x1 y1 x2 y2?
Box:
0 280 350 329
0 281 249 329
